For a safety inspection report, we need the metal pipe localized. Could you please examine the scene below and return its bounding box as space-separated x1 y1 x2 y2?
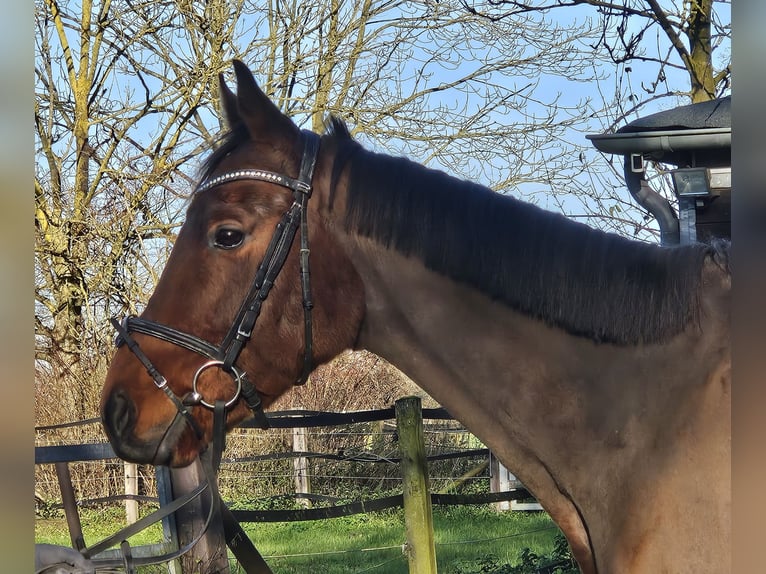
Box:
623 156 680 246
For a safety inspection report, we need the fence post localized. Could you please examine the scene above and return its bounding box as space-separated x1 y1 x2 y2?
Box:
292 426 311 507
156 466 181 574
124 462 139 524
170 453 230 573
395 396 437 574
54 462 85 551
489 453 512 512
489 453 542 512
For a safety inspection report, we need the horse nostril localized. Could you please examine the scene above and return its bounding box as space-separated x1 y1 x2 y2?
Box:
103 390 135 438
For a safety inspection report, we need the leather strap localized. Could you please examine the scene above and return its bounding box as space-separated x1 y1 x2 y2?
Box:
82 481 209 562
222 503 273 574
111 317 205 440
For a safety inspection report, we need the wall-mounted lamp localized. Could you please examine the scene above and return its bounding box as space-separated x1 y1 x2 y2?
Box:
671 167 717 198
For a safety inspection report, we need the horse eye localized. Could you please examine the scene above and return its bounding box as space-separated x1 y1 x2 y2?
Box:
212 228 245 250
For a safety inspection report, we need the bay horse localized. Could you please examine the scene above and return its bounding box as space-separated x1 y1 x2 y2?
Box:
100 61 730 573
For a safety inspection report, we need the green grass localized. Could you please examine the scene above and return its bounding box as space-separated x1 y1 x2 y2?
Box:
36 506 178 573
234 507 565 574
35 506 166 549
36 506 573 574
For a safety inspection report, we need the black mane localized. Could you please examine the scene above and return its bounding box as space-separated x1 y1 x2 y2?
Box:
329 122 717 345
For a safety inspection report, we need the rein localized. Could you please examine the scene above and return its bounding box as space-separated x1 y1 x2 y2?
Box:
73 400 271 573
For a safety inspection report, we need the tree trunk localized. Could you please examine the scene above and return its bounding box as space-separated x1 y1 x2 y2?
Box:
687 0 716 102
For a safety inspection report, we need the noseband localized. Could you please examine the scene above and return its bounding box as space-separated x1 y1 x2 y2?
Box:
112 130 321 433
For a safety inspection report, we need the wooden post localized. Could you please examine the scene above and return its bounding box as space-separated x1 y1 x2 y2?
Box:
489 453 542 512
489 453 511 512
292 427 311 507
124 462 139 524
170 453 230 573
54 462 85 551
395 396 437 574
156 465 181 574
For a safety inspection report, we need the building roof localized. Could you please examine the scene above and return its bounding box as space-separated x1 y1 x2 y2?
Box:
586 96 731 166
617 96 730 133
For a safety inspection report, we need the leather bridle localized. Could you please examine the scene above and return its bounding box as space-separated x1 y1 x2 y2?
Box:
111 129 321 434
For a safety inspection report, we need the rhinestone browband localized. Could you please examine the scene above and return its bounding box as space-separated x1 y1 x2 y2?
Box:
195 169 307 195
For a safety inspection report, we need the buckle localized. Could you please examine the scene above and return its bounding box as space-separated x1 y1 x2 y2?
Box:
192 360 243 409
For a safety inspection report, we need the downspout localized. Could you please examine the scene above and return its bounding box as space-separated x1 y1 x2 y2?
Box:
623 155 679 246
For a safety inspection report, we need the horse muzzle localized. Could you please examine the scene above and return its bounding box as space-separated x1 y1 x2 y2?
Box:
101 388 197 467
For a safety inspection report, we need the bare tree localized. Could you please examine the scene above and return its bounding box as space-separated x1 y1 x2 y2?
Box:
458 0 730 239
40 0 682 427
463 0 730 109
34 0 259 432
35 0 245 375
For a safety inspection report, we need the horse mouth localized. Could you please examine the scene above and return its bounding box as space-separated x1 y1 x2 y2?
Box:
105 419 199 467
107 433 173 466
101 390 199 467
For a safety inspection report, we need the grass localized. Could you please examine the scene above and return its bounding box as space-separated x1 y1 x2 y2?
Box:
36 505 573 574
35 506 166 549
242 507 564 574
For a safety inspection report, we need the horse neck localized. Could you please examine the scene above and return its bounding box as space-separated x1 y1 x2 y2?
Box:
315 142 725 427
316 151 730 572
324 218 730 574
325 224 590 438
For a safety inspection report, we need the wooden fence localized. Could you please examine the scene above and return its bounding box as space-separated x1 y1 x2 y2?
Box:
35 397 537 573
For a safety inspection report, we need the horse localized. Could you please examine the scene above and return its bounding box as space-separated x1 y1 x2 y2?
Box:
100 60 731 574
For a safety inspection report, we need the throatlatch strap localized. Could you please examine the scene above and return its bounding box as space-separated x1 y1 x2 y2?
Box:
296 192 313 385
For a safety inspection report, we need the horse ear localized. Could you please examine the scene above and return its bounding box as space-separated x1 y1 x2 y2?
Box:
231 59 296 139
218 73 241 129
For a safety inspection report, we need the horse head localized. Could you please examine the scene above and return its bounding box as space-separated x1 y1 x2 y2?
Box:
100 61 364 466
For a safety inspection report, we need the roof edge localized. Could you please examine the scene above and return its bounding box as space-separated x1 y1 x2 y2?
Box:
586 127 731 155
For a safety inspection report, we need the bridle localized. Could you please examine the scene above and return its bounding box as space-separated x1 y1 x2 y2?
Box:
111 129 321 436
98 126 319 574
